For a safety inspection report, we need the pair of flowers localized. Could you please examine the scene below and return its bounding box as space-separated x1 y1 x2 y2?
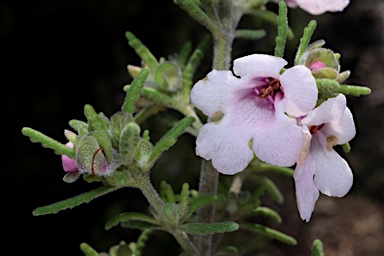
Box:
190 54 355 222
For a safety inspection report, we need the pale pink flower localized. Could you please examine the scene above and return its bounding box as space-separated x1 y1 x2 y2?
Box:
61 142 78 172
294 94 356 222
282 0 349 15
191 54 318 175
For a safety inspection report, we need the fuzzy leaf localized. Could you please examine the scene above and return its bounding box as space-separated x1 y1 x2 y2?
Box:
121 220 159 230
125 32 159 73
187 193 226 217
294 20 317 65
177 41 192 69
154 62 182 92
122 69 150 114
105 212 159 230
338 84 371 96
32 186 116 215
253 206 282 224
235 29 266 40
21 127 75 158
119 122 140 166
274 1 288 58
182 222 239 235
84 104 109 135
259 176 284 204
312 239 325 256
147 117 195 167
80 243 99 256
244 223 297 245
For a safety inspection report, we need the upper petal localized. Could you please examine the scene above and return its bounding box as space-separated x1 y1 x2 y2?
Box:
322 107 356 145
233 54 287 79
301 94 346 126
251 93 305 167
190 70 242 117
297 0 349 15
310 134 354 197
280 65 318 117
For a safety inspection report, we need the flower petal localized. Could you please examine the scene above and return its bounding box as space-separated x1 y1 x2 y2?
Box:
233 54 287 79
62 142 78 172
312 133 354 197
294 162 320 222
280 65 318 117
301 94 346 126
195 120 254 175
297 0 349 15
251 93 305 167
190 70 242 117
322 107 356 145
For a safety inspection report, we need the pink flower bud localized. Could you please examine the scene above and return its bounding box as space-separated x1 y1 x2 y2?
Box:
61 142 78 172
309 61 326 71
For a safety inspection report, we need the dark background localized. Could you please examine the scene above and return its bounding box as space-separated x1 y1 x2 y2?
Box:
3 0 384 255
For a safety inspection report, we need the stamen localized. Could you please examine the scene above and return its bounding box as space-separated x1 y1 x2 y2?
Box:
309 124 325 134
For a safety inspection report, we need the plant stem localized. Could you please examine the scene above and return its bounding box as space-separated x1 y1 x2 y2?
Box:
131 168 198 255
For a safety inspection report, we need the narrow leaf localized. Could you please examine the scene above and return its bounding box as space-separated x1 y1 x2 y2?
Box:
187 193 226 217
243 223 297 245
259 176 284 204
21 127 75 158
84 104 109 135
294 20 317 65
122 69 150 114
312 239 325 256
119 122 140 166
105 212 159 230
147 117 195 166
177 41 192 69
338 84 371 96
80 243 99 256
182 222 239 235
121 220 160 230
123 85 174 107
125 32 159 73
274 1 288 58
253 206 282 224
235 29 266 40
32 186 116 215
182 34 210 101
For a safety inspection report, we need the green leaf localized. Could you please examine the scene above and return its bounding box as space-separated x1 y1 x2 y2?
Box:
134 229 153 256
121 220 160 230
294 20 317 65
125 32 159 73
21 127 75 158
253 206 282 224
147 116 195 167
124 85 174 107
68 119 89 133
338 84 371 96
177 41 192 69
312 239 325 256
274 1 288 58
182 34 210 101
32 186 117 215
122 69 150 114
105 212 160 230
257 162 294 177
160 180 176 203
235 29 266 40
80 243 99 256
84 104 109 135
182 222 239 235
243 223 297 245
154 62 182 92
259 176 284 204
119 122 140 166
187 193 226 217
247 9 294 40
342 142 351 153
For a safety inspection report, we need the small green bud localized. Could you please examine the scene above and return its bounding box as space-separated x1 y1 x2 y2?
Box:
154 61 182 92
134 138 154 169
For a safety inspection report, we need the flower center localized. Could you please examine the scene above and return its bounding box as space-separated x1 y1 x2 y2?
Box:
254 78 282 104
309 123 325 134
